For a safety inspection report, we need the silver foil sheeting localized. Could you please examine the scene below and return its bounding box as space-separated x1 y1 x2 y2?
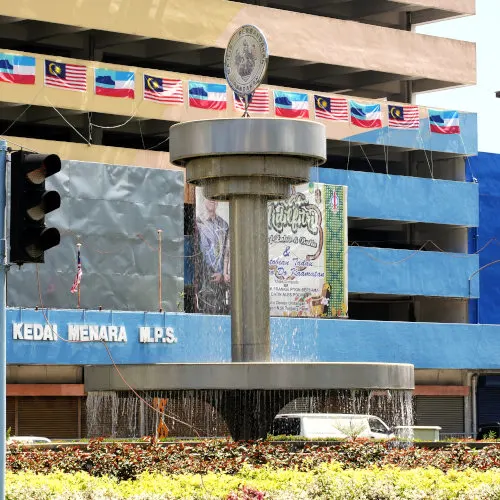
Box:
7 160 184 312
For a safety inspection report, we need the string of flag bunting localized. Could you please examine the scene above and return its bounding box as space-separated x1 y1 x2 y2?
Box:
0 52 461 135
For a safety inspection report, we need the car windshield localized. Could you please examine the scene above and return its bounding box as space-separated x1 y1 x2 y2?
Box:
369 417 389 433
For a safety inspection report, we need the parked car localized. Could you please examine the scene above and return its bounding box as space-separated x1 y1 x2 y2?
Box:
7 436 51 444
272 413 394 439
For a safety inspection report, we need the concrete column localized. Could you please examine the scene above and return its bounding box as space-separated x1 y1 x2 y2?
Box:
230 195 270 362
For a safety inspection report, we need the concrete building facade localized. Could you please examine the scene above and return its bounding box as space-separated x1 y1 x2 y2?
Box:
0 0 483 438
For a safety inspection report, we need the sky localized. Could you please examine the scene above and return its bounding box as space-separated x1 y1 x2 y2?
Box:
415 0 499 153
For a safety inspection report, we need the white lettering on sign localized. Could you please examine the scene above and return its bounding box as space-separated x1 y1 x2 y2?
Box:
12 323 57 341
138 326 177 344
67 324 128 342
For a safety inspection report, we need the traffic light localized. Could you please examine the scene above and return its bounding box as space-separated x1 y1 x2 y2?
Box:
10 151 61 264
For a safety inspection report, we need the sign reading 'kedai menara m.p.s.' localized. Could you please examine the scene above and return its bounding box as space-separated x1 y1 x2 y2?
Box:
11 322 178 344
194 183 348 318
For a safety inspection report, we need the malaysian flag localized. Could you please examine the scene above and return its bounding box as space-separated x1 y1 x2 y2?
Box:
234 88 269 113
144 74 183 104
44 60 86 92
388 104 419 129
314 95 348 122
70 248 82 294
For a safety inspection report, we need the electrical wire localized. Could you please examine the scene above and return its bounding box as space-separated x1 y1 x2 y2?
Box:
34 264 203 436
147 135 169 151
348 237 493 266
44 97 91 146
458 133 478 182
416 131 434 180
1 105 33 137
90 98 143 129
346 139 351 172
0 136 38 154
1 87 44 137
359 145 376 173
138 120 146 150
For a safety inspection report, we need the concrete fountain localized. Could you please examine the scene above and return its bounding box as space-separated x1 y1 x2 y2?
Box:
84 26 414 440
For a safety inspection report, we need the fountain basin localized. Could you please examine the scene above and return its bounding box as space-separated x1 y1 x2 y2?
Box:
84 362 414 391
169 118 326 167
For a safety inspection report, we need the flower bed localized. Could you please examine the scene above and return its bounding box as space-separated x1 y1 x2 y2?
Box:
7 465 500 499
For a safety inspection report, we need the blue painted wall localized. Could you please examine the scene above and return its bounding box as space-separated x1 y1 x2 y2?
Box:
468 152 500 324
318 169 478 227
7 308 500 369
349 247 478 298
184 245 478 297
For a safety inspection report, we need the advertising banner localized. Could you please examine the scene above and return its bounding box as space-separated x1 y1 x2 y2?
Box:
194 183 347 318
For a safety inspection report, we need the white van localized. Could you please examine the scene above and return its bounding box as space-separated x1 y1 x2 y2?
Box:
272 413 394 440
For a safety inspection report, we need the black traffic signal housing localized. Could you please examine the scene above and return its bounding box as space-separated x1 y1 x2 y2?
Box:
10 151 62 264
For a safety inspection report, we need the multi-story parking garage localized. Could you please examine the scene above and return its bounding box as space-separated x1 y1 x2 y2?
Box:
0 0 484 438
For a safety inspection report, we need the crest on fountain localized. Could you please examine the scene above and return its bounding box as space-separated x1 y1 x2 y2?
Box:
234 40 257 81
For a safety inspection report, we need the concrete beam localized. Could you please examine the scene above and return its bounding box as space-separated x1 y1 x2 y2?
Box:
321 0 408 19
94 33 150 50
142 39 205 59
0 16 23 25
319 71 406 90
24 21 89 42
0 0 476 85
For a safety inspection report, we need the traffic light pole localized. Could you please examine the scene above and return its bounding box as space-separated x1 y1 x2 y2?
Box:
0 139 7 499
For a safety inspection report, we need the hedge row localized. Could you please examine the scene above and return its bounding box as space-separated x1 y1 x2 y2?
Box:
7 439 500 480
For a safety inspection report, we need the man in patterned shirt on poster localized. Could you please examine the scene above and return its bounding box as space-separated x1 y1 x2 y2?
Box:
195 196 230 315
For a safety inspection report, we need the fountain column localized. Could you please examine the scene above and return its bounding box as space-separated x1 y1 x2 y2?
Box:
170 118 326 362
229 195 270 361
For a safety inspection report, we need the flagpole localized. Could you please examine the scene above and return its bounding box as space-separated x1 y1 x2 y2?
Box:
0 140 8 500
76 243 81 309
157 230 162 312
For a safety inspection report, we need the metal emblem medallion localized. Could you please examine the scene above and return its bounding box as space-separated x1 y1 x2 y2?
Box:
224 25 269 97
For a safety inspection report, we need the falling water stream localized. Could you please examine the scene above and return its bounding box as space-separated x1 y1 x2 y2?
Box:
86 388 413 439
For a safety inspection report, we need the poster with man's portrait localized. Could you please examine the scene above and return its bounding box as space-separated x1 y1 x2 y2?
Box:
194 183 348 318
193 189 230 315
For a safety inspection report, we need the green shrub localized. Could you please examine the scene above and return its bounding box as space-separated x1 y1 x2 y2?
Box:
7 440 500 478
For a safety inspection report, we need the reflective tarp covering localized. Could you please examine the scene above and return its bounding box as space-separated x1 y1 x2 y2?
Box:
7 160 184 312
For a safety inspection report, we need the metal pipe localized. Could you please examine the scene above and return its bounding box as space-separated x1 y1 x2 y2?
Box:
230 195 270 362
77 243 82 309
157 229 163 311
0 140 8 499
471 372 478 439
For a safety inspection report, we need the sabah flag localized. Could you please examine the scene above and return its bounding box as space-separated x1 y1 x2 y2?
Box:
274 90 309 119
350 100 382 128
188 81 227 110
429 109 460 134
95 68 135 98
0 53 35 85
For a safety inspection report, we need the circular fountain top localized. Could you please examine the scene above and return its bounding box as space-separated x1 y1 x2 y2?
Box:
85 362 414 391
169 118 327 166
